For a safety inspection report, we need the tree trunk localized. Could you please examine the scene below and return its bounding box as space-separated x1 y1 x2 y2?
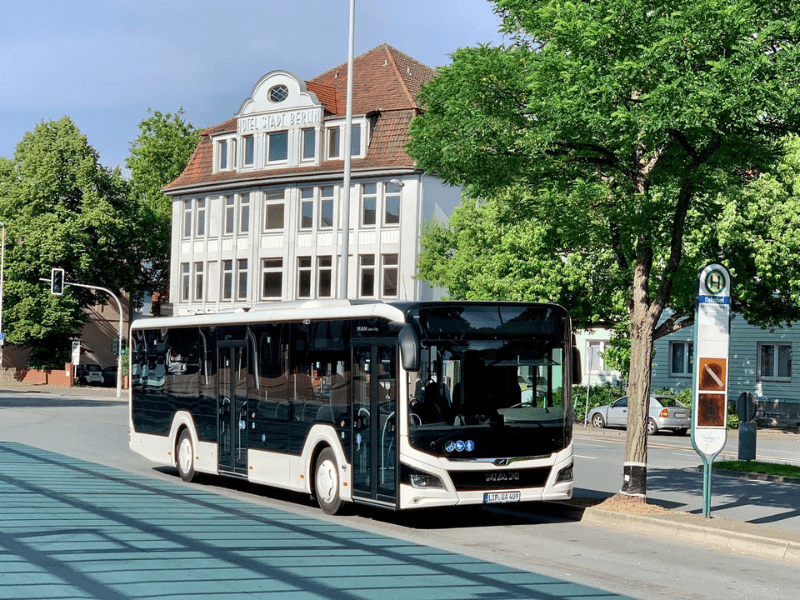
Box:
620 261 657 500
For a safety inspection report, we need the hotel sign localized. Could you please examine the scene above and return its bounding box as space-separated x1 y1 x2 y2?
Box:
238 108 322 133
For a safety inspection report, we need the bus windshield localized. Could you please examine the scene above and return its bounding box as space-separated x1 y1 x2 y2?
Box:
406 304 571 459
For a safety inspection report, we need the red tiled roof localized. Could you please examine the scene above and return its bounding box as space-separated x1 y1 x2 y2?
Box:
165 44 436 193
308 43 436 115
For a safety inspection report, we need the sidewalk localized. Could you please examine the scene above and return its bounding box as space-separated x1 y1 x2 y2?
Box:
0 379 124 400
570 426 800 563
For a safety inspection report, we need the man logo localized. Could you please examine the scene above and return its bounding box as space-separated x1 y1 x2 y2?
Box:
486 472 519 482
705 270 725 295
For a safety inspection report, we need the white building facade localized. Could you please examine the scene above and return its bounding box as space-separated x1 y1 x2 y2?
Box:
164 45 461 315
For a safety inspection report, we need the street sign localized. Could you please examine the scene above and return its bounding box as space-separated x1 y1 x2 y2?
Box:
71 341 81 366
691 263 731 518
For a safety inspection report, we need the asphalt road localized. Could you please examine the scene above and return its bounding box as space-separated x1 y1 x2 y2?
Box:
1 384 799 599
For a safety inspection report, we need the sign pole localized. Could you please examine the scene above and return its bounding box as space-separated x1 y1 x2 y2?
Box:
690 263 732 518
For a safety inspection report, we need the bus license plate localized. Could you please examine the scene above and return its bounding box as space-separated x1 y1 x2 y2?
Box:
484 491 521 504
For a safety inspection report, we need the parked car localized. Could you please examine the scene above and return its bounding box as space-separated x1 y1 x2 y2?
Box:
588 395 691 435
102 366 117 387
76 364 104 386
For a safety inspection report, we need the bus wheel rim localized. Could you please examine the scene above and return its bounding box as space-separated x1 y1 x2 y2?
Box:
179 438 192 473
317 459 337 503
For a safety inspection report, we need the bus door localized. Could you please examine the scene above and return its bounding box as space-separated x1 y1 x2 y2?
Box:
218 341 249 476
352 343 398 506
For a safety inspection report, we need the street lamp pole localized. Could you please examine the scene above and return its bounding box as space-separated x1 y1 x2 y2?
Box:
0 222 5 370
338 0 356 299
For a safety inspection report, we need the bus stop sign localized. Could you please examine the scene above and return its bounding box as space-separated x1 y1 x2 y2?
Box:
691 263 731 518
692 264 731 456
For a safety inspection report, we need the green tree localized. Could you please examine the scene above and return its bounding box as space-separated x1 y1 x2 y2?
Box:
126 109 201 311
0 117 137 368
407 0 800 500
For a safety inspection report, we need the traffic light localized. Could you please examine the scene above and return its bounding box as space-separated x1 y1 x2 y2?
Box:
51 268 65 295
112 337 119 356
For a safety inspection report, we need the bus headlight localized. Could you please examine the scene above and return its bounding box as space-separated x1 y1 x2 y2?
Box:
401 464 444 489
556 463 573 483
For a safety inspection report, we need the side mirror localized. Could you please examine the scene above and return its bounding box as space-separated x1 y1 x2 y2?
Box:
572 347 582 385
398 324 420 371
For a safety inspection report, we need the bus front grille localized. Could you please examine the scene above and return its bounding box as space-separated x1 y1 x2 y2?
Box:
448 467 552 491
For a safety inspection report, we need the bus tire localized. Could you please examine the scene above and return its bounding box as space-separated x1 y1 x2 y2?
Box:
177 429 196 482
315 447 343 515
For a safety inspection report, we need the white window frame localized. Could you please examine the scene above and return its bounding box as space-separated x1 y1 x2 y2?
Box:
757 342 792 382
361 183 377 227
181 263 190 301
383 182 401 226
263 189 286 231
236 258 249 300
359 254 376 298
266 130 289 164
317 256 333 298
301 128 316 162
261 258 283 299
182 199 193 239
300 188 314 230
222 260 233 301
586 340 608 374
298 256 313 298
319 186 335 230
242 134 255 166
193 262 204 302
381 254 398 298
669 341 694 378
216 137 236 172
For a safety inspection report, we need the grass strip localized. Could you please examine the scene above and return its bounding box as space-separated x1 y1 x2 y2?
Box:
713 460 800 478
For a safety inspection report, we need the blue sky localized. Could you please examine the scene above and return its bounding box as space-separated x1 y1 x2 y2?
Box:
1 0 505 172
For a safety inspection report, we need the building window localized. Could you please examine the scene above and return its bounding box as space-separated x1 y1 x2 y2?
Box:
267 131 288 163
219 140 228 170
269 84 289 103
239 193 250 234
670 341 693 377
300 188 314 229
237 259 248 300
181 263 190 301
587 341 607 373
243 135 255 166
362 183 377 226
193 262 204 301
263 189 285 230
224 196 235 235
382 254 398 297
262 258 283 299
318 256 332 298
222 260 233 300
350 123 361 157
298 257 312 298
182 199 192 238
758 343 791 381
195 198 206 236
360 255 375 297
302 128 316 161
384 182 401 225
319 185 334 229
328 127 341 159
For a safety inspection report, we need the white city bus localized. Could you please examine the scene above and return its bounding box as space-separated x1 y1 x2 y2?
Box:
129 300 579 514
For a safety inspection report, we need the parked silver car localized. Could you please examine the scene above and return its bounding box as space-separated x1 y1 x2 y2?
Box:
588 395 691 435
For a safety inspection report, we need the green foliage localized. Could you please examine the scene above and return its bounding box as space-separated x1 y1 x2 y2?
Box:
126 109 200 308
0 117 137 368
714 460 800 478
408 1 800 487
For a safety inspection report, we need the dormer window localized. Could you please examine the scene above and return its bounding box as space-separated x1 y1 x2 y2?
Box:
268 84 289 103
217 138 237 171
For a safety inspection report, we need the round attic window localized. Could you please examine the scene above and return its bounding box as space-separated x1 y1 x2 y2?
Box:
268 84 289 103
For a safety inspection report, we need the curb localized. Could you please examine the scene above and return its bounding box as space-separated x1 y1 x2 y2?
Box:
549 501 800 564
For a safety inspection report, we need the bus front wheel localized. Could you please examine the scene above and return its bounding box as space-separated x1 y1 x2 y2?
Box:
315 448 344 515
177 430 196 482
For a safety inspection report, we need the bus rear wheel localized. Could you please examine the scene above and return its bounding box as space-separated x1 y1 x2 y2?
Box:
315 448 344 515
177 430 196 482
